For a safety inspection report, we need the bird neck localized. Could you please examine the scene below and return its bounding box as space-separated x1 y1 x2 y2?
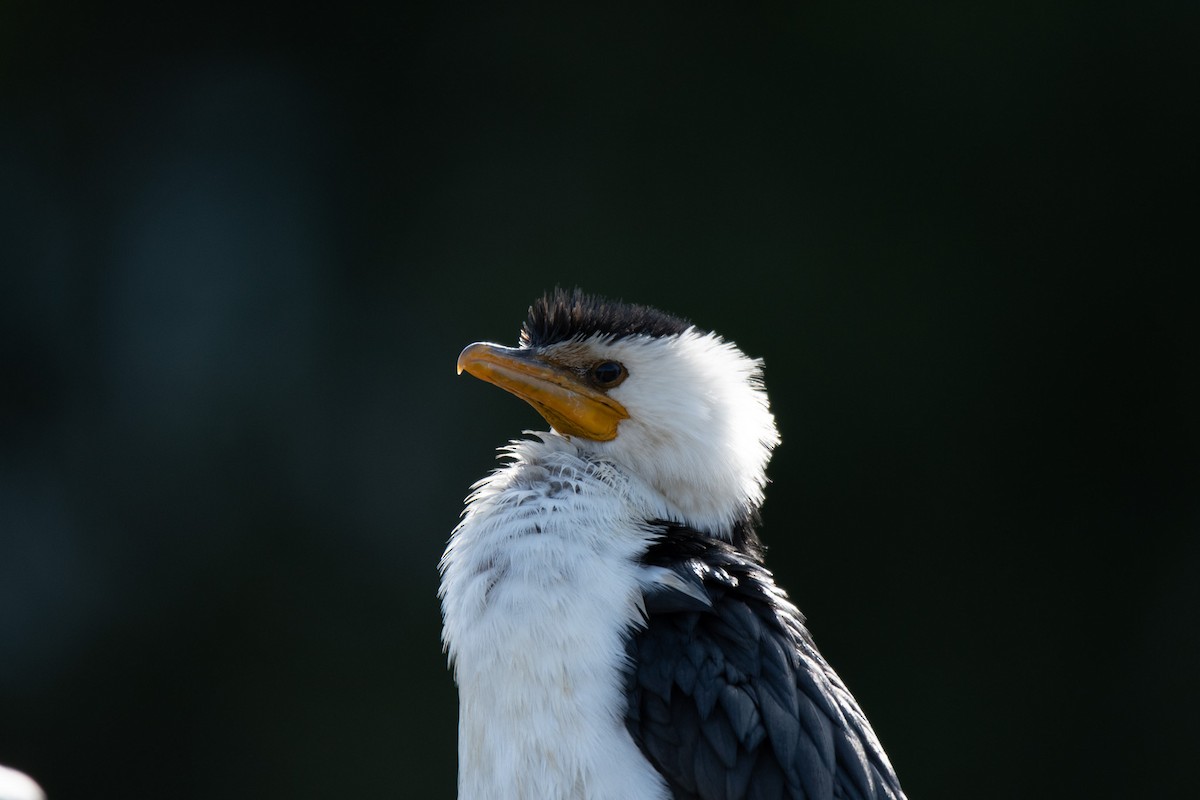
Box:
439 436 670 799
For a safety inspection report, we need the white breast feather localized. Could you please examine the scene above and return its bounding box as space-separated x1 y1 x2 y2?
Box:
439 434 673 800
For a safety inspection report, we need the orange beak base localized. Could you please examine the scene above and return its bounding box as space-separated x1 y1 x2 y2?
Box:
457 342 628 441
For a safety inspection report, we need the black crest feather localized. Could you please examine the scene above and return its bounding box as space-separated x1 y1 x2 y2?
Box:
520 288 692 348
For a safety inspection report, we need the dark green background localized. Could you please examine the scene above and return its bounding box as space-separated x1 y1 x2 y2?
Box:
1 2 1195 798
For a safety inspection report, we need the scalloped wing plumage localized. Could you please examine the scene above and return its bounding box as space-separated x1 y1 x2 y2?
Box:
627 525 906 800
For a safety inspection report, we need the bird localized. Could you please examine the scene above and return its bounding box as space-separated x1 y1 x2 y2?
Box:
440 289 906 800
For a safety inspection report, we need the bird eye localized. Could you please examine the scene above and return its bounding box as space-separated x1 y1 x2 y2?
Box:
590 361 627 388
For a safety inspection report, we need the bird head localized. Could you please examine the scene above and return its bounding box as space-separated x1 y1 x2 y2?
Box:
457 289 780 536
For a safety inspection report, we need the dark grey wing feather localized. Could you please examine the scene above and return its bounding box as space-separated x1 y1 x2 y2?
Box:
627 524 905 800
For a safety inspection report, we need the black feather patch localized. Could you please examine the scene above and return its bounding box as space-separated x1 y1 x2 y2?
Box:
626 523 906 800
520 288 693 348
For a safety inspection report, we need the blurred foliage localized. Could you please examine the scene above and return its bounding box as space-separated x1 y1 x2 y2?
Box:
0 1 1196 798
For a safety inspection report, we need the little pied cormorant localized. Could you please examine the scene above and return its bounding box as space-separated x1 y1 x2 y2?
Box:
440 289 906 800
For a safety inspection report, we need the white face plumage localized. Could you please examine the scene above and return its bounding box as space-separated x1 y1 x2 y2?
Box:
533 329 780 536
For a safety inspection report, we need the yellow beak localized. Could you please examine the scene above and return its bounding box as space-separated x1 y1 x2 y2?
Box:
457 342 628 441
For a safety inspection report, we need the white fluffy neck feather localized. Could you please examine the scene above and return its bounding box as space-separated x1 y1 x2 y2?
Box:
440 436 671 800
